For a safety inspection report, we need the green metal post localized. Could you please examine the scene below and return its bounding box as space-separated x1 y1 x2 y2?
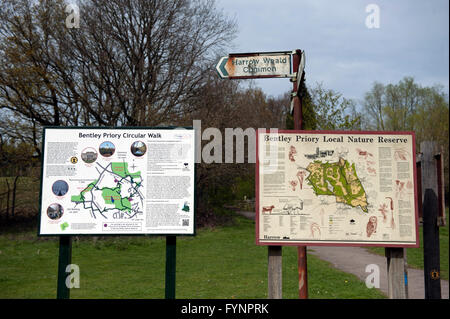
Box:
57 236 72 299
165 236 176 299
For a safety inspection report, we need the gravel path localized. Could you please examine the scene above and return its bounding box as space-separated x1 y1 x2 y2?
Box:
236 210 449 299
308 245 448 299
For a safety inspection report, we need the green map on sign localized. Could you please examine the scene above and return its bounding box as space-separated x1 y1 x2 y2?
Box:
71 162 144 219
306 158 368 213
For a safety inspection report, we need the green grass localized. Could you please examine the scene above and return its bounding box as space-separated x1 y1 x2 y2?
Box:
0 215 385 299
367 209 449 280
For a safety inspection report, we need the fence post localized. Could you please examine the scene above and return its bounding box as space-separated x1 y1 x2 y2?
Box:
420 141 441 299
268 245 282 299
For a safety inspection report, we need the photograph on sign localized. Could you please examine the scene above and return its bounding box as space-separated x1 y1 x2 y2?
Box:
256 130 419 247
39 127 195 236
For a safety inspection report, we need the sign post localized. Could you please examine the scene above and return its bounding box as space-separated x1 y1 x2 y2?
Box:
385 247 406 298
267 245 282 299
420 141 442 299
56 235 72 299
217 51 421 300
256 130 420 299
165 236 177 299
38 127 196 299
216 50 306 299
291 50 308 299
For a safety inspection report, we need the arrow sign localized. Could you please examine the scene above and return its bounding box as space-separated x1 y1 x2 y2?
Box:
216 56 229 78
215 51 293 79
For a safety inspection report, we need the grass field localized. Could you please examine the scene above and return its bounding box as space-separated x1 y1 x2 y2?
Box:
0 215 386 299
367 209 449 280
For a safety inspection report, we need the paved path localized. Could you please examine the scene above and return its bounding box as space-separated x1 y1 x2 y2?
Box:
236 210 449 299
308 245 448 299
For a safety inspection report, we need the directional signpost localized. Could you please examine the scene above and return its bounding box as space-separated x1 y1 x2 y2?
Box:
216 50 308 299
39 127 196 299
291 50 307 298
216 51 293 79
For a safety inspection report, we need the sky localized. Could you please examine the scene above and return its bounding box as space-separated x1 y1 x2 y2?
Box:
214 0 449 105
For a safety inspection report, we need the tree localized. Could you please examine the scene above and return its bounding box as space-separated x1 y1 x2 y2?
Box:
0 0 239 223
308 82 361 130
363 76 435 132
362 77 449 200
67 0 237 126
0 0 237 131
0 0 237 177
363 82 385 130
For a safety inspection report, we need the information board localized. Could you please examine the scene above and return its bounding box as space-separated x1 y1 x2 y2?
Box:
39 127 195 235
256 130 419 247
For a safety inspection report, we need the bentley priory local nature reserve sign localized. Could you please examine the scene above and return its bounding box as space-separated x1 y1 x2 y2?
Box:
256 130 419 247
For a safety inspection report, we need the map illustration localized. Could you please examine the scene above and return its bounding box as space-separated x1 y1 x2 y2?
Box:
71 162 144 219
306 157 368 213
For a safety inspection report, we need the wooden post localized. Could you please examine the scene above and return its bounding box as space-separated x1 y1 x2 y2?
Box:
435 149 446 227
297 244 308 298
268 245 282 299
385 247 406 299
421 140 441 299
422 189 441 298
57 236 72 299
